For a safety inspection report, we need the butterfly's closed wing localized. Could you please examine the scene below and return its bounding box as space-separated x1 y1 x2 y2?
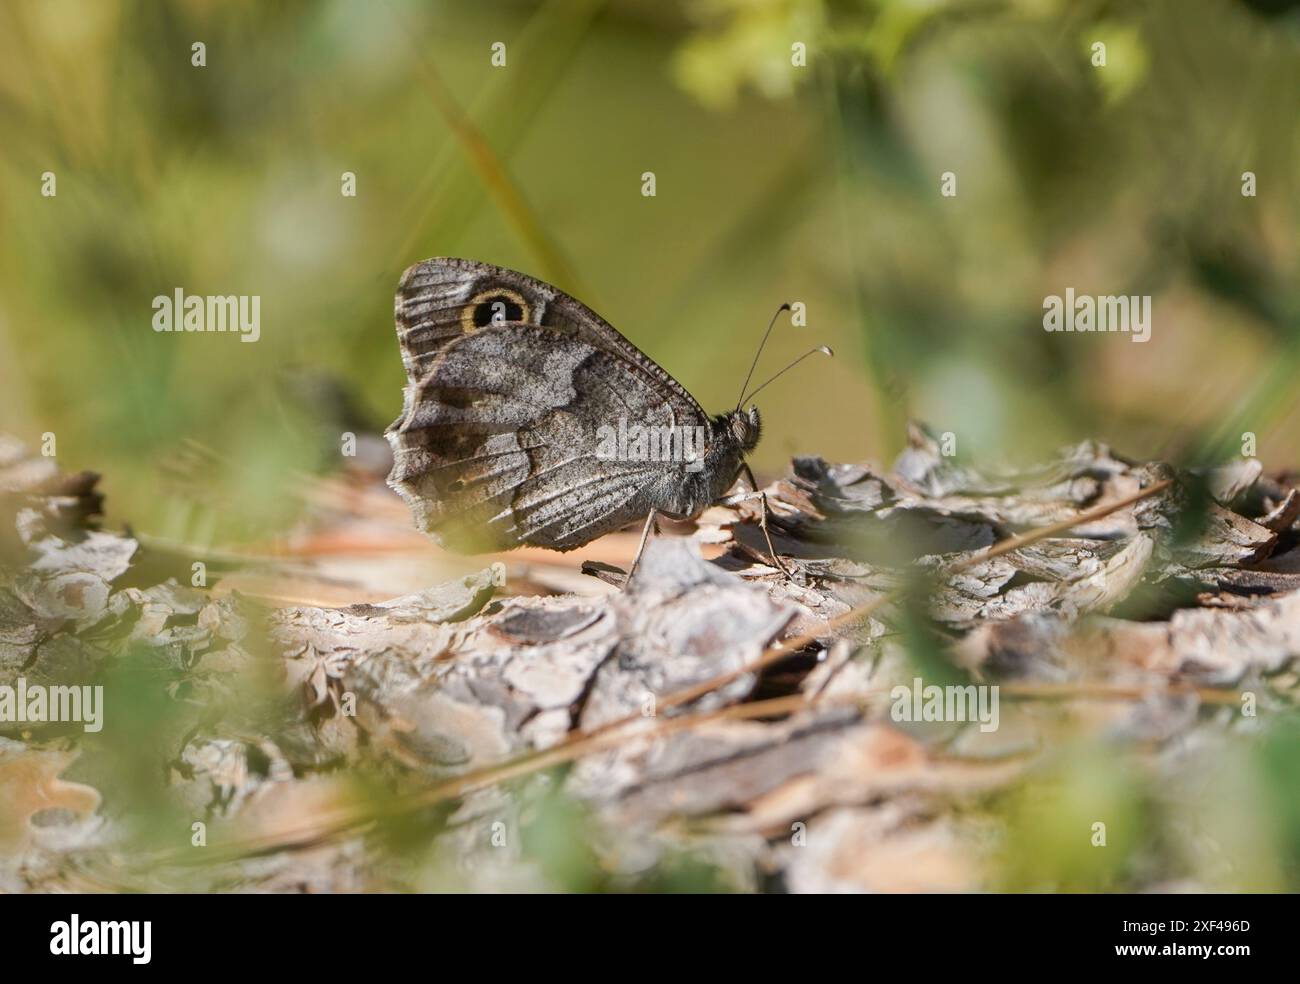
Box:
387 259 717 553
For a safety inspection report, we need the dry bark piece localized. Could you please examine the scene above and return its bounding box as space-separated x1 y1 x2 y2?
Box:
1203 458 1263 506
579 559 628 587
2 427 1299 893
574 708 862 827
490 605 602 643
0 739 101 856
0 437 104 538
1257 489 1300 533
782 805 985 893
579 540 796 730
955 590 1300 684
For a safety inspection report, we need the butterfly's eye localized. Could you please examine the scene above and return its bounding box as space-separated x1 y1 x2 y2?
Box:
462 288 530 332
729 407 761 451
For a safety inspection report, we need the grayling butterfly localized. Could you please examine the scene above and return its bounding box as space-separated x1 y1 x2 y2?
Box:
385 257 828 576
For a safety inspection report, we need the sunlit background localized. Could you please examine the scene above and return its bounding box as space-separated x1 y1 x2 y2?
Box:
2 0 1300 892
4 0 1299 541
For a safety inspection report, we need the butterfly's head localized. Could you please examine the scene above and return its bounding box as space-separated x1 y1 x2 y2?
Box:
725 405 762 453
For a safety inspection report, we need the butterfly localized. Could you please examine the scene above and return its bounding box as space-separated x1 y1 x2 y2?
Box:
385 257 828 577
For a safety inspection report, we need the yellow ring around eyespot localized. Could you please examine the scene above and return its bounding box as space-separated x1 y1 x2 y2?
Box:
461 287 531 333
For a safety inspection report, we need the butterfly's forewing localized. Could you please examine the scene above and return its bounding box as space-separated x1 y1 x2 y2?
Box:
394 257 706 415
387 258 712 553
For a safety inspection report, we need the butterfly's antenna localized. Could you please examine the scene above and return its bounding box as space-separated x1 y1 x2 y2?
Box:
735 303 792 411
739 346 833 405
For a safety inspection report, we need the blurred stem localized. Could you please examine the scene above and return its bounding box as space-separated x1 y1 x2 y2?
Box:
380 0 588 298
1195 326 1300 465
820 57 906 458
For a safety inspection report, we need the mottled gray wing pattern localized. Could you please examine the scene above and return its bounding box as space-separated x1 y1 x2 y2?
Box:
392 257 707 420
387 259 710 553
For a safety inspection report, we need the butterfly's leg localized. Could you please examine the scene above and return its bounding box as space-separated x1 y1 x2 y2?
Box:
627 508 659 583
757 492 794 580
739 466 793 580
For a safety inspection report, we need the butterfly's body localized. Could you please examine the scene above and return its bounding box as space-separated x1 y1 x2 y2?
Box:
609 411 760 525
386 257 762 557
